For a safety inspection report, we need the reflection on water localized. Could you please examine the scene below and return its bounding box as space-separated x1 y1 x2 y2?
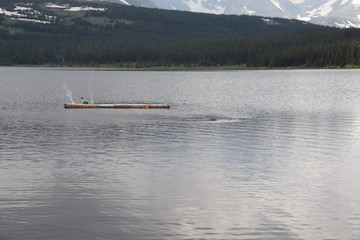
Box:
1 68 360 240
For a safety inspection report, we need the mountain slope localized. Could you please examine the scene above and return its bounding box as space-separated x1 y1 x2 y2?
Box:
101 0 360 27
0 0 321 38
0 0 359 68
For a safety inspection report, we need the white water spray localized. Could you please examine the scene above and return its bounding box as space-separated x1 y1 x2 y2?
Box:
89 85 94 104
89 69 95 104
63 83 75 104
89 92 94 104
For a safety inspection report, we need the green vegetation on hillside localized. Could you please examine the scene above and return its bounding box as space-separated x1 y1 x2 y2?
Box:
0 0 359 68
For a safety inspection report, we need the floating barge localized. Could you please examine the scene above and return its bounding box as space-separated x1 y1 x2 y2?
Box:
64 103 170 109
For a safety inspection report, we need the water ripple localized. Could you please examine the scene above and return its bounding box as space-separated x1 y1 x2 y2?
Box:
1 69 360 240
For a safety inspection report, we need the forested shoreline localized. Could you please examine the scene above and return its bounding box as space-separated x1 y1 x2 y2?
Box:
0 1 359 68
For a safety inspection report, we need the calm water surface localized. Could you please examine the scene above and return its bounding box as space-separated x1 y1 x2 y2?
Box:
1 68 360 240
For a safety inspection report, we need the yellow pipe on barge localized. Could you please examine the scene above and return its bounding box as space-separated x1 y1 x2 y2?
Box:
64 103 170 109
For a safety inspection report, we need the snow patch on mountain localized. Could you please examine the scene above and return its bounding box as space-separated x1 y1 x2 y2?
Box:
1 3 58 24
119 0 130 6
353 0 360 7
297 14 311 21
290 0 305 3
45 3 106 11
65 6 106 11
184 0 225 14
243 6 256 14
15 18 50 24
307 0 338 18
270 0 285 13
15 6 33 11
0 8 27 17
335 20 360 27
262 17 281 25
184 0 211 13
45 3 68 8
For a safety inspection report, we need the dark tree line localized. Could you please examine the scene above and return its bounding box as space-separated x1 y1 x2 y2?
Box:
0 2 359 68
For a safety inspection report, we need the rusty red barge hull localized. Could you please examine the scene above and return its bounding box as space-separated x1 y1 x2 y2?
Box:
64 103 170 109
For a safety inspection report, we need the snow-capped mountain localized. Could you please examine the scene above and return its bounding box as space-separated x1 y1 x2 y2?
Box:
122 0 360 27
222 0 360 28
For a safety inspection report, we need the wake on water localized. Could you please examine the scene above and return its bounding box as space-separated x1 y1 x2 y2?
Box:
180 114 248 123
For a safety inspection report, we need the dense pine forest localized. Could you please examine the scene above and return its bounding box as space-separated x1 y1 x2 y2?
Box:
0 0 359 68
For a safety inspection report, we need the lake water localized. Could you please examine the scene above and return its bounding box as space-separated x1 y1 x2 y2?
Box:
1 67 360 240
